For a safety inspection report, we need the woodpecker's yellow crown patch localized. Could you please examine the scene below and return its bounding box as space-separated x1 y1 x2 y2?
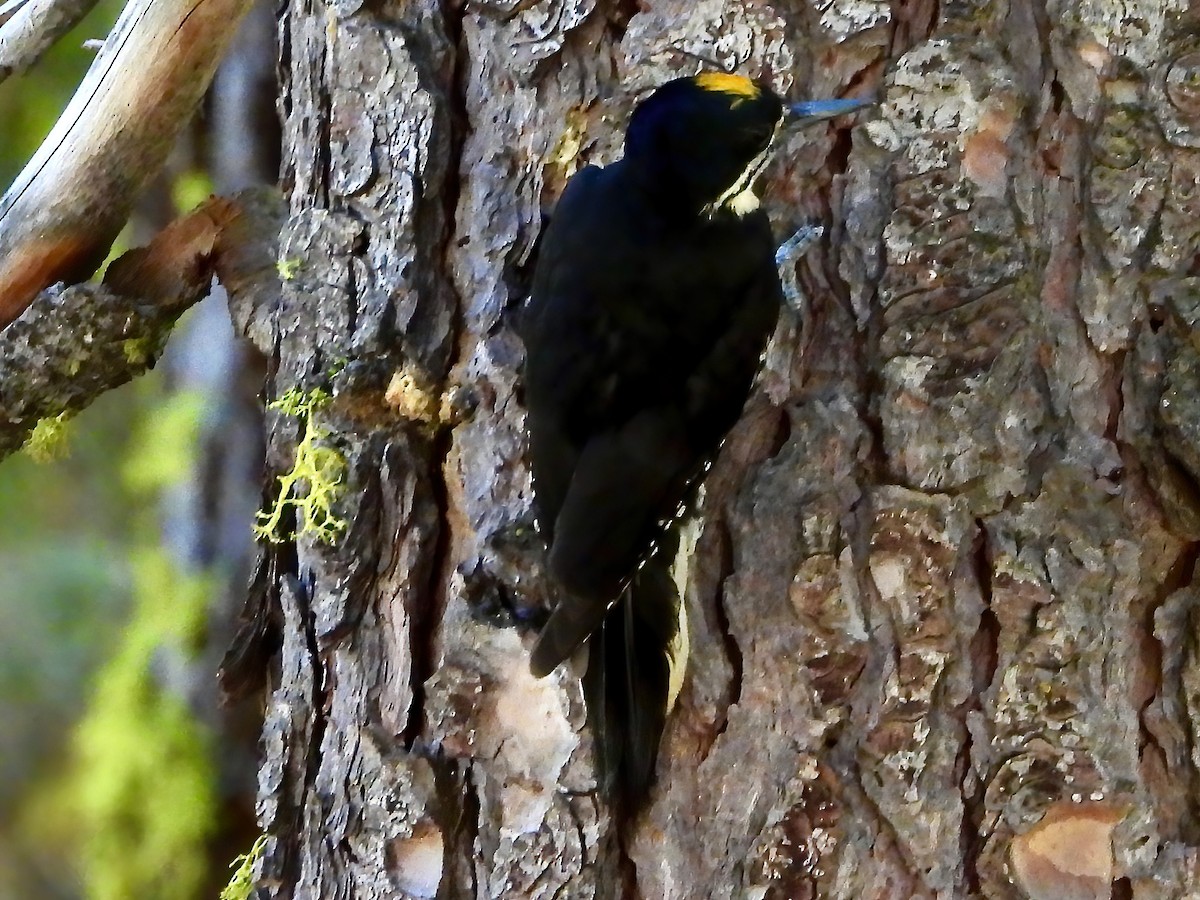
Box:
694 72 760 100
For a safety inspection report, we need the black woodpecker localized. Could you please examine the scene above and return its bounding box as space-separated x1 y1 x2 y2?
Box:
521 73 869 800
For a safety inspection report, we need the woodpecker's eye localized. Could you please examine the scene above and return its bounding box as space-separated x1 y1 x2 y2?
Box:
740 127 774 153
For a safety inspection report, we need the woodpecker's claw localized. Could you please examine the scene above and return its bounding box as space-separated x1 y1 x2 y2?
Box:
775 223 823 316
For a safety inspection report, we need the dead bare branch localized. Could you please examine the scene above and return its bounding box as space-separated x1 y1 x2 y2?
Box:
0 0 257 329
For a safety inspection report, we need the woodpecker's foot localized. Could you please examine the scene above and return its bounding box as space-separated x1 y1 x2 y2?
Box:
775 223 824 316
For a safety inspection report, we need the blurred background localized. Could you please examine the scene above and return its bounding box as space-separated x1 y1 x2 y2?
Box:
0 2 279 896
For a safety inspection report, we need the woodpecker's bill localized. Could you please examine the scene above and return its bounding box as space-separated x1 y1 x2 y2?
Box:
521 73 869 800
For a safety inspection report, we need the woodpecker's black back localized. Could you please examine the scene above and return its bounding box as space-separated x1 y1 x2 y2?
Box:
521 74 788 799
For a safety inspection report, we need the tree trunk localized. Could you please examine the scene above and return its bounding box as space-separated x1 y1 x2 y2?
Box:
242 0 1200 897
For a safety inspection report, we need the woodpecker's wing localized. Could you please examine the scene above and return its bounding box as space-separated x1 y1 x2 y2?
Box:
522 160 782 675
521 165 609 545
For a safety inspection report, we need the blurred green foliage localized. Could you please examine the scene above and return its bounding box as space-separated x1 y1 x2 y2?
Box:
122 389 206 493
2 377 221 900
68 547 217 900
172 170 217 214
0 388 141 810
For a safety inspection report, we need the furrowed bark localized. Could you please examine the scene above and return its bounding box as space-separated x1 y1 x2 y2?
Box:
244 0 458 894
249 0 1200 896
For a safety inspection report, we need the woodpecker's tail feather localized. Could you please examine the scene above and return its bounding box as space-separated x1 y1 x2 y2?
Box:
584 543 681 803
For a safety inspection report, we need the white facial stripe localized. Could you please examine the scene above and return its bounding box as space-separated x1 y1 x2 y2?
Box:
705 148 767 214
704 115 785 218
727 189 760 215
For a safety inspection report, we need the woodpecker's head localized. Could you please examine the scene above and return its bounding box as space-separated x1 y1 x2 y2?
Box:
624 73 870 217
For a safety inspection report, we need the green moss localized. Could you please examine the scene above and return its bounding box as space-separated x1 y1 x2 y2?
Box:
219 834 268 900
254 388 347 544
23 412 72 462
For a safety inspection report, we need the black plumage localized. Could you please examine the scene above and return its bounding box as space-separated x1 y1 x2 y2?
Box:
520 74 861 799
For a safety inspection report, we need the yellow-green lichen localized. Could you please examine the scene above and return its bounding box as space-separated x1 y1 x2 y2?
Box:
547 107 589 178
254 387 347 544
23 412 72 462
277 257 302 280
123 336 153 366
219 834 269 900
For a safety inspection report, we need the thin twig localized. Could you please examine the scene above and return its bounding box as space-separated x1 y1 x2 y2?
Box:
0 0 101 82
